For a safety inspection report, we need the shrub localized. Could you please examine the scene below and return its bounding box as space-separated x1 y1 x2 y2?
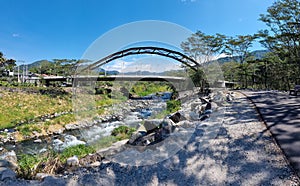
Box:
59 144 95 163
111 125 136 140
166 100 181 113
18 154 41 179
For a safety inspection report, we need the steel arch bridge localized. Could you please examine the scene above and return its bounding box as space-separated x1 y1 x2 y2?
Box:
79 46 199 72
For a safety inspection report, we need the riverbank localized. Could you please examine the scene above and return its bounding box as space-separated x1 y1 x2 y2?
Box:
0 91 298 185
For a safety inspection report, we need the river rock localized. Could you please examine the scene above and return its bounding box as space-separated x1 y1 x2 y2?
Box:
52 139 64 152
176 120 193 128
0 167 16 181
88 161 101 167
79 153 102 167
143 119 162 132
0 151 18 171
97 140 128 157
190 102 202 111
189 111 199 121
65 124 78 130
35 173 51 180
41 176 67 185
169 112 182 123
67 156 79 167
161 118 175 135
128 131 146 145
53 128 64 135
226 92 234 102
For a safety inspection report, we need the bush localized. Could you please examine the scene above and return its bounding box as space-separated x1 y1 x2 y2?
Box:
166 100 181 113
111 125 136 140
18 154 41 179
59 144 95 163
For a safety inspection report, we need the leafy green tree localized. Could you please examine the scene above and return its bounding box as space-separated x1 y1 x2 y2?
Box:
258 0 300 84
0 52 16 76
223 35 257 88
181 31 226 64
181 31 226 89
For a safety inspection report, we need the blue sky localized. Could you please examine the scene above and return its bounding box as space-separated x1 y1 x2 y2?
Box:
0 0 275 64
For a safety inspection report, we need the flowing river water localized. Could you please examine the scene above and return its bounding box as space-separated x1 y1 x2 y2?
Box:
3 94 171 156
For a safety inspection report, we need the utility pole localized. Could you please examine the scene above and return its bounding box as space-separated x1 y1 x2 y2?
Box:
22 62 25 83
17 65 20 83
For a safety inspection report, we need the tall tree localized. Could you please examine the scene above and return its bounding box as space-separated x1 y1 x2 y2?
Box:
181 31 226 89
224 35 256 64
223 35 256 88
181 31 226 64
258 0 300 82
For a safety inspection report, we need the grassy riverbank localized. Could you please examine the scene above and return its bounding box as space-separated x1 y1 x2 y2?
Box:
0 88 72 129
0 82 175 140
0 87 126 140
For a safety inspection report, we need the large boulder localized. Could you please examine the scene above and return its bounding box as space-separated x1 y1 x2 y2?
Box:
0 151 18 171
0 167 16 181
169 112 183 123
160 118 175 135
143 119 162 133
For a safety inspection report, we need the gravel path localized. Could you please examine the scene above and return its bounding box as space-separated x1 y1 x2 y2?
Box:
2 92 299 185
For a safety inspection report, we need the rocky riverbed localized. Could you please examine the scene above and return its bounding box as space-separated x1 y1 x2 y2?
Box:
0 91 299 185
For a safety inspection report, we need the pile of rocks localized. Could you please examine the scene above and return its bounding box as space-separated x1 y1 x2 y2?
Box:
127 117 176 146
126 90 235 147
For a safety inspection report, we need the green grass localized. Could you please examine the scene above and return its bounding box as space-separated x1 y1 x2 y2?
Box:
59 144 95 163
130 82 172 97
111 125 136 141
0 90 72 129
150 100 181 119
18 154 43 179
44 113 75 126
17 144 96 179
16 124 42 136
166 100 181 113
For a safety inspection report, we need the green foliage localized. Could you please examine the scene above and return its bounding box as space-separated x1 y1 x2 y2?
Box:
130 82 172 97
111 125 136 141
17 144 96 179
181 31 226 63
59 144 95 163
166 100 181 113
17 124 42 136
0 88 72 129
18 154 41 179
0 52 16 75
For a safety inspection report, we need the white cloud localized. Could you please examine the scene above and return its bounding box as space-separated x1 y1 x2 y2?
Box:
103 56 183 73
181 0 197 2
12 33 21 38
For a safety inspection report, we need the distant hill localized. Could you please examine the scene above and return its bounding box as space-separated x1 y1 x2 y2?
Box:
217 50 269 64
20 60 52 70
123 70 186 76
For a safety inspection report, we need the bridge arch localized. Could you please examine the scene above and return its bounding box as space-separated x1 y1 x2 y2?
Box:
79 46 199 72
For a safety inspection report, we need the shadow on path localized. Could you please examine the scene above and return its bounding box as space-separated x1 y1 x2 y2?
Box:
243 91 300 176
